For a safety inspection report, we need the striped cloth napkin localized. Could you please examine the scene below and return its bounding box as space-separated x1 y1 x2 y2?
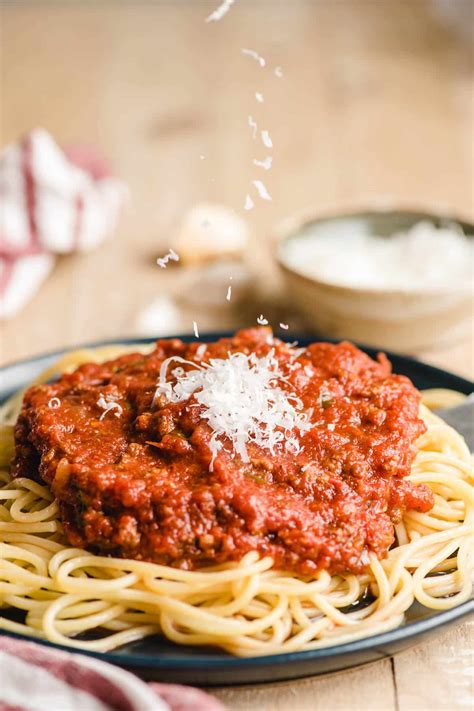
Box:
0 129 127 319
0 636 226 711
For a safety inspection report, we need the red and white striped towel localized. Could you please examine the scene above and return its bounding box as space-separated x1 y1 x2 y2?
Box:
0 636 226 711
0 129 127 318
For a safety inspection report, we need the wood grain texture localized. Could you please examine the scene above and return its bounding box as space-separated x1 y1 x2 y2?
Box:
1 2 472 709
211 659 397 711
393 622 474 711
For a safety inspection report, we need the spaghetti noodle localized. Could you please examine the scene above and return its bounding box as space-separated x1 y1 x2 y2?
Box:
0 345 472 656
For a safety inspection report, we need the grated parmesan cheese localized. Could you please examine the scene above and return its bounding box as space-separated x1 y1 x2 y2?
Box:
257 314 269 325
193 321 200 338
248 115 258 139
241 48 266 67
48 397 61 409
261 130 273 148
253 180 272 201
279 322 289 330
255 92 264 103
205 0 236 23
254 156 273 171
244 194 254 210
154 350 312 467
156 248 180 269
281 219 473 290
97 394 123 420
290 347 306 360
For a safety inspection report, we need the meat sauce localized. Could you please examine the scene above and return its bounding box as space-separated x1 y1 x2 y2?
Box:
13 328 434 575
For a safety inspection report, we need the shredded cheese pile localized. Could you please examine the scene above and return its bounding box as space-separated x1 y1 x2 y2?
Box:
281 220 473 290
155 350 311 466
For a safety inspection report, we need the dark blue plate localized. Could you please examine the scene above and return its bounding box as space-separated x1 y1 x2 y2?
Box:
1 334 473 685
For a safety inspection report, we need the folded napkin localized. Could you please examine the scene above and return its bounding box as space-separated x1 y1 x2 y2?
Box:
0 636 226 711
0 128 127 318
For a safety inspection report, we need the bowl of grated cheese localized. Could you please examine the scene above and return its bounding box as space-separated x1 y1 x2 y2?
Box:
277 208 474 353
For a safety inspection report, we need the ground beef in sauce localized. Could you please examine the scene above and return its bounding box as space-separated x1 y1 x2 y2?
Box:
12 328 434 575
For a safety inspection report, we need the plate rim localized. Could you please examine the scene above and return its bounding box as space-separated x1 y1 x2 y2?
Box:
1 332 473 673
1 599 473 670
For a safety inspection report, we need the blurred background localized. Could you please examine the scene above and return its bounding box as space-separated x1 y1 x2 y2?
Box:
1 0 473 374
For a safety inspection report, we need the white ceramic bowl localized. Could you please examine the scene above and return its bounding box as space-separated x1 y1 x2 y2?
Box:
276 208 473 353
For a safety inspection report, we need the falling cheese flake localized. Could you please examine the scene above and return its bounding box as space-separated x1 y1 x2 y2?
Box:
253 180 272 201
274 66 283 78
257 314 269 325
244 194 254 210
241 48 266 67
97 394 123 420
157 248 180 269
48 397 61 409
261 130 273 148
279 322 289 330
226 285 232 301
253 156 273 171
248 115 258 139
199 154 205 160
205 0 236 22
155 350 311 467
193 321 200 338
255 92 264 103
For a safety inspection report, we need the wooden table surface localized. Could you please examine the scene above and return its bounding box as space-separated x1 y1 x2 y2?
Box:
1 1 473 709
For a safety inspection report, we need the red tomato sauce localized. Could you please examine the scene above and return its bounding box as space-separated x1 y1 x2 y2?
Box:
13 328 433 575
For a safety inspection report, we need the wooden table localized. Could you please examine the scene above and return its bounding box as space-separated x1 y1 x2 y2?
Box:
1 2 472 709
